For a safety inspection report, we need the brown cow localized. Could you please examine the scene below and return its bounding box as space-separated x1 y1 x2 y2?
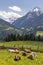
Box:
15 49 19 54
24 48 31 53
28 52 35 60
22 52 27 56
14 56 21 61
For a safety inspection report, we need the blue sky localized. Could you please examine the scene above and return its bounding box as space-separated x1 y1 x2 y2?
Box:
0 0 43 23
0 0 43 12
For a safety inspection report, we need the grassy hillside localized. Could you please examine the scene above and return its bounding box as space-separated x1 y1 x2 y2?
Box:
0 41 43 65
0 18 23 40
36 31 43 36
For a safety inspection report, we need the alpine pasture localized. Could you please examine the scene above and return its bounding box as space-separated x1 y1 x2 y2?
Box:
0 41 43 65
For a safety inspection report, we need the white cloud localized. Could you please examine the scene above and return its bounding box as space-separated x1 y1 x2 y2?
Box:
9 6 22 12
0 6 22 23
0 11 22 23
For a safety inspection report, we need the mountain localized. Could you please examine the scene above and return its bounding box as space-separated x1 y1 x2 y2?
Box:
0 7 43 40
12 7 43 35
0 18 22 40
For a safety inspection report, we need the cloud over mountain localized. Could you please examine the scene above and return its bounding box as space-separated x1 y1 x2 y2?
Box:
0 11 22 23
0 6 22 23
9 6 22 12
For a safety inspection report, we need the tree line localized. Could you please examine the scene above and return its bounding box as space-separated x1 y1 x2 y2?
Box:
4 33 43 41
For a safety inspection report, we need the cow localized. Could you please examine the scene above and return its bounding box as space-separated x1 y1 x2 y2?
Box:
22 51 27 56
14 56 21 61
28 52 35 60
8 49 15 53
15 49 19 54
24 48 31 53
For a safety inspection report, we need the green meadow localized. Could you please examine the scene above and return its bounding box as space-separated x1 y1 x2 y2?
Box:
0 41 43 65
36 31 43 36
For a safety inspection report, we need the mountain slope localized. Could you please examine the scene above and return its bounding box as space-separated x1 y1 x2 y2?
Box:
12 7 43 35
0 18 22 40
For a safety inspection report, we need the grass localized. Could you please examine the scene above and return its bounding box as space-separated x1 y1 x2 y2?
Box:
36 31 43 36
0 41 43 51
5 27 14 30
0 49 43 65
0 41 43 65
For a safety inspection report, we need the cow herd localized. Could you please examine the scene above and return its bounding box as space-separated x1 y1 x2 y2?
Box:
8 48 35 61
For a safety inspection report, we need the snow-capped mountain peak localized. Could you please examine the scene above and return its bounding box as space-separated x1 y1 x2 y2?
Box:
32 7 43 16
33 7 41 12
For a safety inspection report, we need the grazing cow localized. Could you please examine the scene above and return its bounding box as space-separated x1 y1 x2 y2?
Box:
8 49 15 53
28 52 35 60
22 52 27 56
14 56 21 61
24 48 31 53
